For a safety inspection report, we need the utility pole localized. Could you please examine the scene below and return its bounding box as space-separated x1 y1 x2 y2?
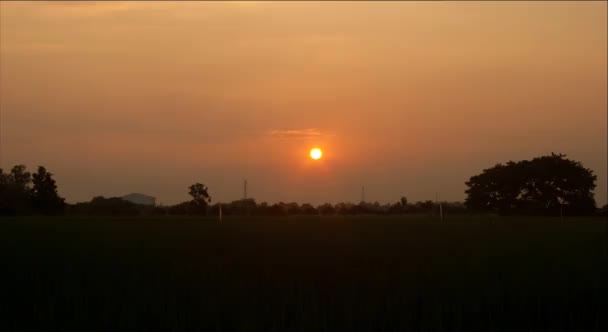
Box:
434 192 438 217
361 186 365 203
244 180 247 200
435 192 443 221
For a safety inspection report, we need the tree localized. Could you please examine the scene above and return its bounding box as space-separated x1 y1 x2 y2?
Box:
0 165 33 215
412 200 435 214
188 183 211 214
9 165 31 189
598 204 608 217
318 203 335 215
285 202 301 215
30 166 66 215
465 153 597 216
255 202 271 215
388 197 409 214
300 203 318 215
226 198 256 215
168 201 192 215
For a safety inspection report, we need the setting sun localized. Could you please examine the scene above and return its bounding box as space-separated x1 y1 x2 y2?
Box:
310 148 323 160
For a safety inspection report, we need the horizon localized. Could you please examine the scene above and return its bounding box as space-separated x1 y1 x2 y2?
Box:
1 1 606 206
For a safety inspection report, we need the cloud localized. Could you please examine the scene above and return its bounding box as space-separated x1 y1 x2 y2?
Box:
27 1 165 18
267 128 324 140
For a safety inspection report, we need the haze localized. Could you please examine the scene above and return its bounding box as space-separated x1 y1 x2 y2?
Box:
0 1 606 205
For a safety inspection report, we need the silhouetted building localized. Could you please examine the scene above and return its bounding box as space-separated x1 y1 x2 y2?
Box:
122 193 156 206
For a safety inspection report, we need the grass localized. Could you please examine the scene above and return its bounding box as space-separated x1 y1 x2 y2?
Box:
1 216 606 331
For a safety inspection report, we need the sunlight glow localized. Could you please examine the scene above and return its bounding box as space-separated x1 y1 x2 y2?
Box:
310 148 323 160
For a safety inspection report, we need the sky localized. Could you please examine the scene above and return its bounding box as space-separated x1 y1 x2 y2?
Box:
0 1 606 206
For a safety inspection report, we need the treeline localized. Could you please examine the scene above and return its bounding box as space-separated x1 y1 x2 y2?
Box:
1 153 606 217
211 198 467 216
0 165 65 215
66 196 467 217
0 167 465 217
61 196 608 218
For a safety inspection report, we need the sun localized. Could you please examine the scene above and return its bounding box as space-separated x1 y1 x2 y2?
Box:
310 148 323 160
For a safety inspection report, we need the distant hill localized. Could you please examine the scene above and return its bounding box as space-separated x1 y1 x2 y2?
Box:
122 193 156 206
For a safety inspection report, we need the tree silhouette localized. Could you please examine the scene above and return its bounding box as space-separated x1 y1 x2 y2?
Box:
0 165 32 215
318 203 335 215
31 166 66 215
188 183 211 214
465 153 597 216
300 203 318 215
9 165 31 189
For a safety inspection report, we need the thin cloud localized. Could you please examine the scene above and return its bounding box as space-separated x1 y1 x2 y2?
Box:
268 128 324 140
35 2 163 18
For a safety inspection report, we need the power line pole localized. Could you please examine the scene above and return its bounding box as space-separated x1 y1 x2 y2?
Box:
436 192 444 221
361 186 365 203
0 68 2 171
244 180 247 200
0 91 2 170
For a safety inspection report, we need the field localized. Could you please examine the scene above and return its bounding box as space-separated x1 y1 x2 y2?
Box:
1 216 607 331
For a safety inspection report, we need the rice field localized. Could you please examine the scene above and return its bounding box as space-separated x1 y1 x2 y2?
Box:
1 216 606 331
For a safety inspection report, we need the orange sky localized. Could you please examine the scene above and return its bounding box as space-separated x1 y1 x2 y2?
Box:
1 1 606 205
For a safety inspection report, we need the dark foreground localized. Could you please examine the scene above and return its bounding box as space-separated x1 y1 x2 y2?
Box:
1 216 607 331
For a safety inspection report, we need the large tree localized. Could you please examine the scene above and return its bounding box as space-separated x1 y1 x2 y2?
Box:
465 153 597 216
30 166 66 215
